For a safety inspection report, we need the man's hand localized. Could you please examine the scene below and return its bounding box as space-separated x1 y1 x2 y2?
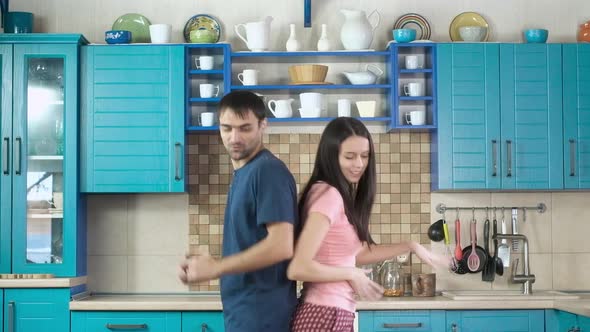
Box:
178 252 222 284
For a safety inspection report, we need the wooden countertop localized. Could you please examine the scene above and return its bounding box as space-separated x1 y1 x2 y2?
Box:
0 276 87 288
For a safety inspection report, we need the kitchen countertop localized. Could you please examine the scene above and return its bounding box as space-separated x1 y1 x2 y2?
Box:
0 276 86 288
69 292 590 316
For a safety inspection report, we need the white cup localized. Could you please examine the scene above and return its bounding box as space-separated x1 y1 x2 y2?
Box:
405 55 424 69
199 112 215 127
237 69 259 85
149 24 172 44
299 107 321 118
299 92 323 111
404 82 424 97
200 84 220 98
337 99 352 117
195 56 214 70
405 110 426 125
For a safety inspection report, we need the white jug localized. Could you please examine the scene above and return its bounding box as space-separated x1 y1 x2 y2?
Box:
268 99 294 118
340 9 380 50
235 16 273 51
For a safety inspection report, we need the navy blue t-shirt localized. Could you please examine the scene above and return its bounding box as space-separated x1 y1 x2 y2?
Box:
221 149 298 332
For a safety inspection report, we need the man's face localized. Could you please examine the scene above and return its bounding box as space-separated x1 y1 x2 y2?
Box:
219 109 266 163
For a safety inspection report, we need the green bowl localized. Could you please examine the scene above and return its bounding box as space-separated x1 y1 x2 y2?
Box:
190 29 216 43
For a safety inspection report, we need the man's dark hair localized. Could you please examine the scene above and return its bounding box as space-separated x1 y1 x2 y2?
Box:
219 91 266 121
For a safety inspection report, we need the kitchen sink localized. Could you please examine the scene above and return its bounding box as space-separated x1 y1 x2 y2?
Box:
442 290 580 300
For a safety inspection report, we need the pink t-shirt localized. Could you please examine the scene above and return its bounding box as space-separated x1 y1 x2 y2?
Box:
300 182 363 313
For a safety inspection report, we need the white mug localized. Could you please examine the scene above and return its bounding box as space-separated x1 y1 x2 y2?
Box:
149 24 172 44
337 99 352 117
195 56 214 70
404 82 424 97
199 112 215 127
299 92 323 111
405 110 426 125
405 55 424 69
200 84 220 98
238 69 259 85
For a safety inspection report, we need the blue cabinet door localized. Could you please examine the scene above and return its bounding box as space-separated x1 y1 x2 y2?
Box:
434 43 500 190
4 288 70 332
545 309 577 331
182 312 225 332
446 310 544 332
359 310 446 332
72 311 181 332
0 44 13 274
81 45 185 193
563 44 590 189
578 314 590 331
499 44 563 190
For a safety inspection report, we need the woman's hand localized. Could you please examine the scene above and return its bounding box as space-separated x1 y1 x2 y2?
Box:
348 268 384 301
409 242 451 269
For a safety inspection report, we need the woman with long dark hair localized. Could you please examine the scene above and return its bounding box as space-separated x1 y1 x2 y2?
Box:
288 117 447 331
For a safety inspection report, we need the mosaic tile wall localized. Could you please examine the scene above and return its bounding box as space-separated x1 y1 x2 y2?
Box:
187 132 432 291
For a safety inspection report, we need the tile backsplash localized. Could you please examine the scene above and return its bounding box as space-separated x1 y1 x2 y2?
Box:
186 132 433 291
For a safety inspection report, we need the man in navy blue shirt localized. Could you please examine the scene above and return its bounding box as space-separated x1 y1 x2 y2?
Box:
179 91 298 332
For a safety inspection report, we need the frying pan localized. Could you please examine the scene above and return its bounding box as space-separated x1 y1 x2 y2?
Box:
461 219 487 273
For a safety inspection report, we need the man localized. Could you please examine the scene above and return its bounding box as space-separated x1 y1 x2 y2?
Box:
179 91 298 332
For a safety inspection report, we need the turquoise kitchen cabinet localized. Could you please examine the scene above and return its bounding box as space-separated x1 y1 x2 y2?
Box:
563 44 590 189
546 309 590 331
81 45 185 193
358 310 446 332
71 311 181 332
446 310 544 331
0 34 87 276
182 312 224 332
3 288 71 332
434 43 563 190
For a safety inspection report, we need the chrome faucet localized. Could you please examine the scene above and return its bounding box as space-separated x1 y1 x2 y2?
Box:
492 233 535 295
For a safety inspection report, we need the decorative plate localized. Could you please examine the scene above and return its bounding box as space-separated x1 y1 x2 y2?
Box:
393 13 431 41
183 14 221 43
112 13 151 43
449 12 490 41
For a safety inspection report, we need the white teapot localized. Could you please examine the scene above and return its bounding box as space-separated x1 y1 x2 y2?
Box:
235 16 273 51
268 99 294 118
342 64 384 85
340 9 380 50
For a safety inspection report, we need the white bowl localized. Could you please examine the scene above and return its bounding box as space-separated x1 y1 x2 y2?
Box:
459 26 487 42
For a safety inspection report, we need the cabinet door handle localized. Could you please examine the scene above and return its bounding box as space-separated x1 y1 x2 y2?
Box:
569 139 576 176
201 323 208 332
14 137 21 175
8 301 15 332
491 139 497 177
506 140 512 177
451 323 458 332
2 137 9 174
383 322 423 328
174 142 182 181
105 323 148 330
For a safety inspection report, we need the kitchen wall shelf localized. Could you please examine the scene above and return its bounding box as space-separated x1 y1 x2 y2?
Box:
231 51 391 57
229 84 390 90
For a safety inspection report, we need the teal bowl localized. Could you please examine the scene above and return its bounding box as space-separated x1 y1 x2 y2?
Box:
524 29 548 43
393 29 416 43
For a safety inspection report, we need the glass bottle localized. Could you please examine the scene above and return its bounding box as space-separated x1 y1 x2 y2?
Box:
380 259 403 297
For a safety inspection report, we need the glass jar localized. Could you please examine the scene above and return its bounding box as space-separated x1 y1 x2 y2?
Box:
380 260 403 297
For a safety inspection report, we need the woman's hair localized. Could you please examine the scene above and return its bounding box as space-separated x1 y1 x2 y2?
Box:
298 117 376 244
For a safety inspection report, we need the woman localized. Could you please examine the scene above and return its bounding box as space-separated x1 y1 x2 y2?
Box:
287 117 447 332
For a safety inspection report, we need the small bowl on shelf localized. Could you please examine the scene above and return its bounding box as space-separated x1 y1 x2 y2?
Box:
393 29 416 43
524 29 548 43
458 26 487 42
288 64 328 84
105 30 132 44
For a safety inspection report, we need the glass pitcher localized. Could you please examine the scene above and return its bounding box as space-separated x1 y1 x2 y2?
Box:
380 259 403 297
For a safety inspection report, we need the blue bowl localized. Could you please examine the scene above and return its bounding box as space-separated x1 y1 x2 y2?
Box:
524 29 548 43
105 30 132 44
393 29 416 43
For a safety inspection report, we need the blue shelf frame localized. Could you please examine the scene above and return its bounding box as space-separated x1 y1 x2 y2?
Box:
230 84 390 90
231 51 390 57
389 43 437 130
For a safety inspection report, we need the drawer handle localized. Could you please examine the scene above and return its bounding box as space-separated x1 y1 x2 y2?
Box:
14 137 21 175
174 142 182 181
106 323 148 330
506 139 512 177
491 139 497 177
383 322 423 328
569 139 576 176
8 301 15 332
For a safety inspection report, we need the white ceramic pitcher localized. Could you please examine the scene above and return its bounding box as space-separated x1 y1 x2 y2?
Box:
235 16 273 51
268 99 294 118
340 9 380 50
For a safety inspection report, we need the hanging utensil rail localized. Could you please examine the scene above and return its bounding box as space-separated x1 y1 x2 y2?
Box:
435 203 546 215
